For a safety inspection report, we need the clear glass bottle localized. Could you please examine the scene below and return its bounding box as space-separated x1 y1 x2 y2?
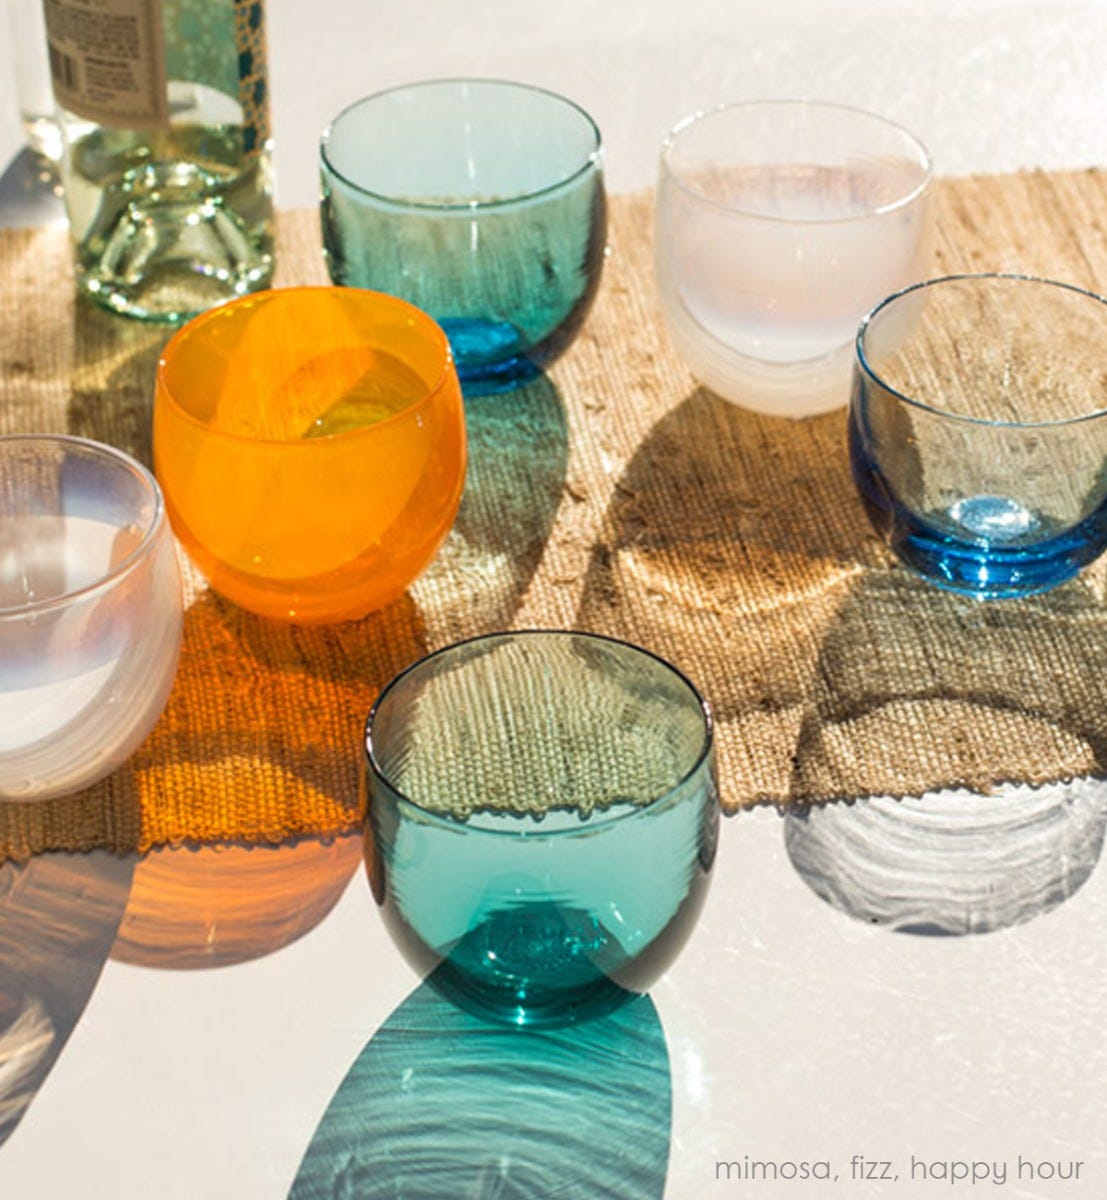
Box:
43 0 275 323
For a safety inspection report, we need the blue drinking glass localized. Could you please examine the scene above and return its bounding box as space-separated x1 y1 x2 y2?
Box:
850 274 1107 598
362 630 719 1027
320 79 606 394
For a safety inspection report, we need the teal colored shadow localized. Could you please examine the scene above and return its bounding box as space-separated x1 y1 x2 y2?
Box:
287 973 672 1199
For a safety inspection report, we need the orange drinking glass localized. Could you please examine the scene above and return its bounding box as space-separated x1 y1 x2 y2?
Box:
153 287 466 623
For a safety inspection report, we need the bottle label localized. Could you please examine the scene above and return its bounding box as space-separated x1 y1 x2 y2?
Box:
43 0 170 129
160 0 270 154
44 0 270 157
231 0 270 158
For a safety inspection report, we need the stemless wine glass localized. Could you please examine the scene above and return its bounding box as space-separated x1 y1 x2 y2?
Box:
0 435 183 800
363 631 720 1027
321 79 607 393
656 100 933 417
850 274 1107 598
153 286 466 623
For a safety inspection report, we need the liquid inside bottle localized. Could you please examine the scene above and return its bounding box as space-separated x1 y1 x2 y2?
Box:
45 0 275 323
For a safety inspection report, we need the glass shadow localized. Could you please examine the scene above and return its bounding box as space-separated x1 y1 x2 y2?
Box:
110 834 362 970
0 147 63 230
0 850 133 1146
574 387 883 805
68 299 175 468
287 975 672 1200
411 372 569 633
785 781 1107 934
575 385 1107 809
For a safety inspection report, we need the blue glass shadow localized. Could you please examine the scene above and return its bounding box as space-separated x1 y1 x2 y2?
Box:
785 786 1107 936
286 974 672 1199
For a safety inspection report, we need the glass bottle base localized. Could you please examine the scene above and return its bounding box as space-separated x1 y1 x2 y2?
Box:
76 191 273 324
68 133 275 324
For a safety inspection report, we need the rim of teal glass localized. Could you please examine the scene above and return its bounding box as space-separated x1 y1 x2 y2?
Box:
855 272 1107 430
364 629 715 837
321 77 604 214
0 433 166 621
659 98 932 224
155 286 459 449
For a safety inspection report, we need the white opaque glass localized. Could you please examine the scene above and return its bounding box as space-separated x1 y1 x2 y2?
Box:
655 100 933 418
0 436 183 800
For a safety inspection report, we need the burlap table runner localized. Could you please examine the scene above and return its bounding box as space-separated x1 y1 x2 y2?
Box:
3 170 1107 861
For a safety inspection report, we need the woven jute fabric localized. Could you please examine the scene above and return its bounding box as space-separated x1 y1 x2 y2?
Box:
3 170 1107 860
378 635 704 820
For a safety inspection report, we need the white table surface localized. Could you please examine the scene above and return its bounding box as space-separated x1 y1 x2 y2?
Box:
3 3 1107 1197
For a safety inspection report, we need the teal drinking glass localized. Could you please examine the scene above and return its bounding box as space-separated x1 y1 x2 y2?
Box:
362 631 719 1027
320 79 607 393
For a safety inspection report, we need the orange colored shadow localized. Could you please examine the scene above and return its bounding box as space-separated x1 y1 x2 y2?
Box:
111 833 363 969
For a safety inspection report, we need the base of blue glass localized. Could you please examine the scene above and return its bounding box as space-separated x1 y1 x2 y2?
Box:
439 318 540 396
424 903 638 1028
849 416 1107 598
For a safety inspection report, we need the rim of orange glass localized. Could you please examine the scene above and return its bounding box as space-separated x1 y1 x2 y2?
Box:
155 286 459 449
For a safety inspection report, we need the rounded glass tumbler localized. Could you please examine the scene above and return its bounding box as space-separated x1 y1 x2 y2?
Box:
0 435 182 800
656 100 932 417
321 79 607 393
363 631 720 1027
153 287 466 623
850 274 1107 598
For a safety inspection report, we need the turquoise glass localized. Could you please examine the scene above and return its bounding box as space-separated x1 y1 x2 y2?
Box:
320 79 606 393
363 631 719 1027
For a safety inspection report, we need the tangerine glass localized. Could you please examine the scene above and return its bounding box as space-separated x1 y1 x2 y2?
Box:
153 287 466 623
